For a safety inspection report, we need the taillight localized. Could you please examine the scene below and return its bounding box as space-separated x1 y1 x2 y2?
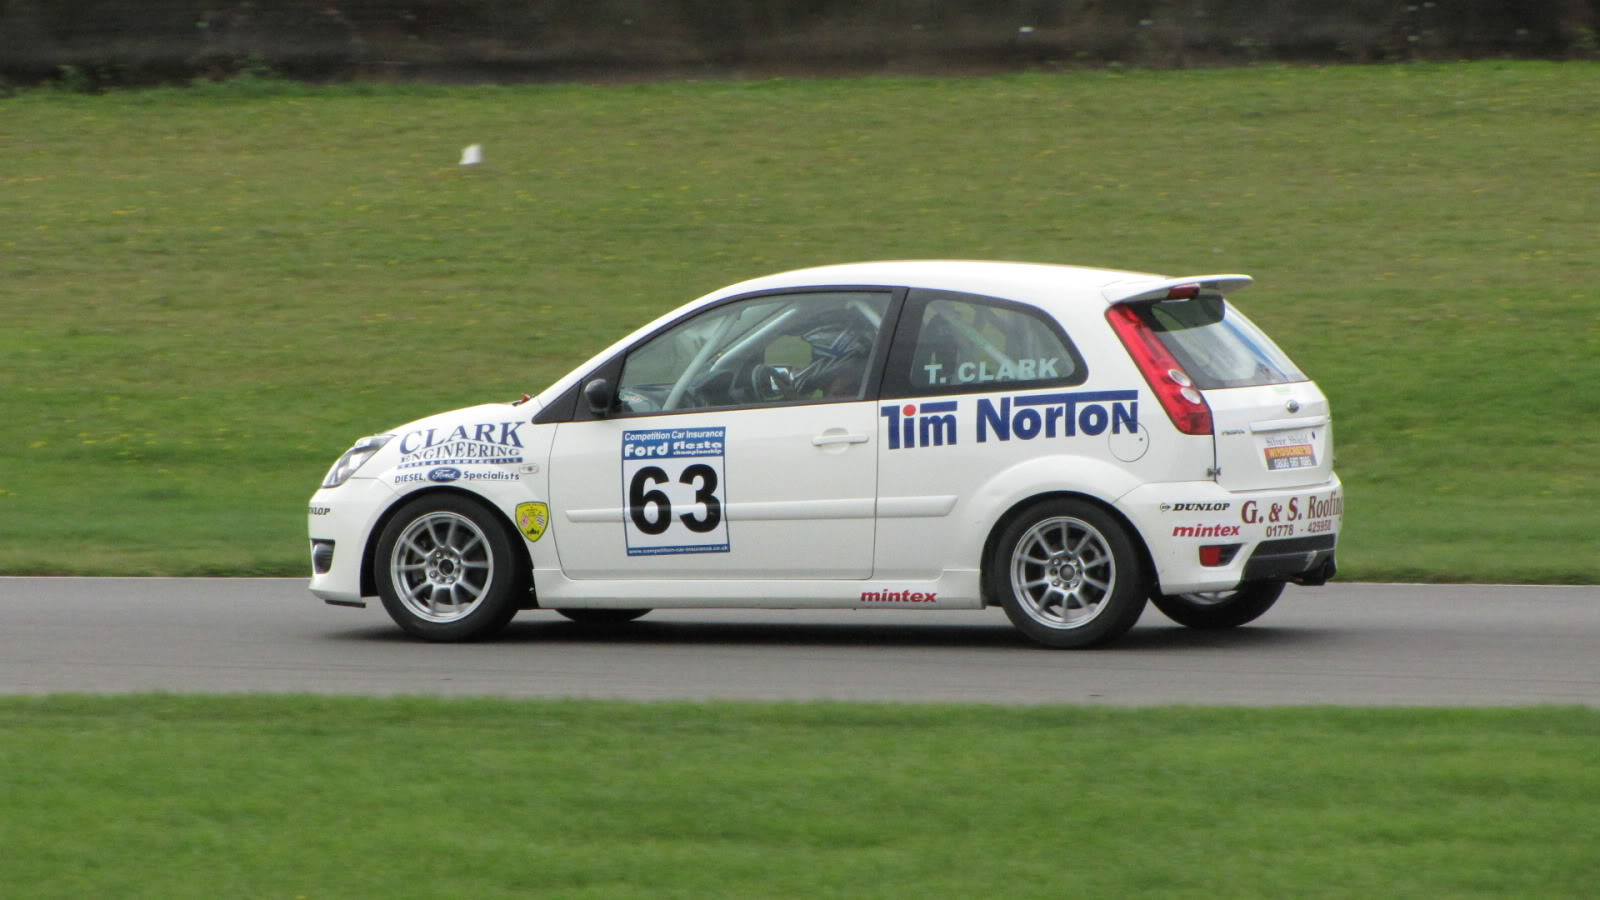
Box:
1105 303 1213 435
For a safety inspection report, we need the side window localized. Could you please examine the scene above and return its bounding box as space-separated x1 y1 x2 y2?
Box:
616 291 892 415
887 290 1085 397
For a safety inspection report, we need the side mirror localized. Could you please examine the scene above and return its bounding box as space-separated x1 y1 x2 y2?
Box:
582 378 613 417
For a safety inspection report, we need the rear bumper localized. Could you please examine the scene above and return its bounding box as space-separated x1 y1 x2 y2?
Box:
1242 534 1337 585
1116 476 1343 594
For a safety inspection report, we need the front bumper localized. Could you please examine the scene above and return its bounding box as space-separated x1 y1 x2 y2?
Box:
1116 476 1343 594
306 477 397 606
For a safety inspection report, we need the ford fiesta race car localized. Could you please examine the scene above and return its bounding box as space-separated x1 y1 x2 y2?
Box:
308 261 1341 649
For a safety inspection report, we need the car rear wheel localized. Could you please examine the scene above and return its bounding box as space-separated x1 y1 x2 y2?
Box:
987 498 1147 649
1151 582 1285 629
374 494 525 641
554 608 652 625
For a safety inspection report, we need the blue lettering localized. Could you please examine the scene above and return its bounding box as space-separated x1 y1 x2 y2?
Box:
1059 397 1079 436
1045 405 1066 438
1113 401 1138 433
883 393 1138 449
884 401 960 450
1079 404 1108 436
919 412 957 447
981 390 1139 444
1014 408 1042 440
398 427 435 455
977 397 1009 443
399 420 529 459
880 405 903 450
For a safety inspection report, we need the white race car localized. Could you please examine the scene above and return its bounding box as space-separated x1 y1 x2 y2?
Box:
309 261 1341 648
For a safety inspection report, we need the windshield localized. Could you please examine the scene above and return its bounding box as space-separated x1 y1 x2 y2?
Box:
1131 296 1306 390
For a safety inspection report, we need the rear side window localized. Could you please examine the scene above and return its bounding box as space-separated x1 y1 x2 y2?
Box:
884 290 1086 398
1131 296 1306 390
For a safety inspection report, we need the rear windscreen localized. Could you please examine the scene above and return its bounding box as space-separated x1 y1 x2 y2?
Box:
1132 296 1306 390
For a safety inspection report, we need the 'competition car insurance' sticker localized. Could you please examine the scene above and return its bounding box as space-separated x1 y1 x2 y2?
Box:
620 427 729 556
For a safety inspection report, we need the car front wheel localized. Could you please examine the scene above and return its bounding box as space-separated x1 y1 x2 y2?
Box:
987 498 1148 649
374 494 526 641
1151 582 1285 629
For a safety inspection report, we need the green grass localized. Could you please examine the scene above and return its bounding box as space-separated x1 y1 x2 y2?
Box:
3 62 1598 579
2 696 1597 898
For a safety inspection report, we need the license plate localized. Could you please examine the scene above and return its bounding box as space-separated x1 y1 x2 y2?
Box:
1262 431 1317 470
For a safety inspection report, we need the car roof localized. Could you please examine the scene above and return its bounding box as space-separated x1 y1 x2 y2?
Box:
712 260 1250 307
717 260 1142 298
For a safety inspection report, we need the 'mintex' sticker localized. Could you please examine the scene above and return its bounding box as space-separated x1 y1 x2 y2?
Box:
620 428 729 556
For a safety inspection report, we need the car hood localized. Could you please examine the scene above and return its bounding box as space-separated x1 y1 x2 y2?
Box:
383 402 539 471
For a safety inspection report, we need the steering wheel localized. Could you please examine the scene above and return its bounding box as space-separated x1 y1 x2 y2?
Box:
746 362 797 402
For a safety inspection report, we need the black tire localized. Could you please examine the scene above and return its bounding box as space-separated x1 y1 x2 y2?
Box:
1150 582 1285 630
986 498 1148 649
554 608 652 625
374 494 526 641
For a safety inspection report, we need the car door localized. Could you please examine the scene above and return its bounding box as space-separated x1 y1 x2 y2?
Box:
547 289 897 581
872 288 1093 580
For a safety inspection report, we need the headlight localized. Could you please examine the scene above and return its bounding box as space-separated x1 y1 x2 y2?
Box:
321 434 393 488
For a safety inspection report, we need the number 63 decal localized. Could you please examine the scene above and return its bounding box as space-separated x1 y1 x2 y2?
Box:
620 427 730 556
628 463 722 535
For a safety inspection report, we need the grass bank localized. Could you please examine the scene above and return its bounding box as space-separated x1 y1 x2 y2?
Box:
3 696 1598 897
3 62 1597 580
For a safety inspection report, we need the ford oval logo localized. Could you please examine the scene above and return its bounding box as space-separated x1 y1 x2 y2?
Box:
427 467 462 483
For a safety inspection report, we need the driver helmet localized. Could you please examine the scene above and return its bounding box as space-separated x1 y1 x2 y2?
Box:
796 319 872 396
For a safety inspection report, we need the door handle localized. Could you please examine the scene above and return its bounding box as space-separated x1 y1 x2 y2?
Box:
811 432 870 447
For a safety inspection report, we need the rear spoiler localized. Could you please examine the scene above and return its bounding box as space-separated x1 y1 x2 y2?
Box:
1101 274 1253 304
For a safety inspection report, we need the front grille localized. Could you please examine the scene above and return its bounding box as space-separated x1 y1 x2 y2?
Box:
310 540 335 575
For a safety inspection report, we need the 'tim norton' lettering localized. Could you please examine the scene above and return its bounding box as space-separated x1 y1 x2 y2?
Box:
881 390 1139 450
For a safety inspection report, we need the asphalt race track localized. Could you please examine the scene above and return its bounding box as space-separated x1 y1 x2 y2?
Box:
3 578 1597 706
